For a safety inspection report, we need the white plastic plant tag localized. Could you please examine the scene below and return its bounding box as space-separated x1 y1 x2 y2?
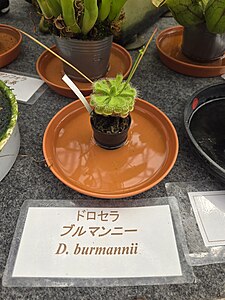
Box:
62 74 92 113
188 191 225 247
0 71 44 103
12 205 182 278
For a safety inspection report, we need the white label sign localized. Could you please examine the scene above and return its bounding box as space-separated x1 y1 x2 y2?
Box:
12 205 182 278
188 191 225 247
0 71 44 103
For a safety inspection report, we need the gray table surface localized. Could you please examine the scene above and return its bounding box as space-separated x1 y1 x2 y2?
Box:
1 1 225 299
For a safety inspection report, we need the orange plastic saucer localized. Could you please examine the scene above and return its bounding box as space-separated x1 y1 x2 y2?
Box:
36 43 132 98
0 24 22 68
156 26 225 77
43 98 178 199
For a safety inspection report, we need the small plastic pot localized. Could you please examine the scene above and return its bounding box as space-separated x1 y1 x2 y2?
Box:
54 36 113 82
90 114 131 150
182 24 225 62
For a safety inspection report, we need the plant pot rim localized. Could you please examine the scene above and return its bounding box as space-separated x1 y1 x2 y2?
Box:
0 80 18 151
90 113 131 136
54 34 113 42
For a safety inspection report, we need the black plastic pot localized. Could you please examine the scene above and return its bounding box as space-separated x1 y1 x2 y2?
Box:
90 114 131 150
54 36 113 82
184 83 225 182
182 23 225 62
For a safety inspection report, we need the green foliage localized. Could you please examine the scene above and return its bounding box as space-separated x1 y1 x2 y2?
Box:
60 0 80 34
90 74 136 118
166 0 204 27
99 0 112 21
152 0 225 34
108 0 127 21
81 0 98 35
205 0 225 33
36 0 127 37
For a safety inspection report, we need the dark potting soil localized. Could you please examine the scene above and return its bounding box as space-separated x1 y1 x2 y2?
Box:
0 88 12 140
91 111 130 134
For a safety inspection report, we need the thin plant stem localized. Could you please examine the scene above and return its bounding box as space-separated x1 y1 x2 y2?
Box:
19 29 93 84
125 27 158 87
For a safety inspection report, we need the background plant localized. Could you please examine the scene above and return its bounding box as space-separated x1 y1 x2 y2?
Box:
152 0 225 34
36 0 127 39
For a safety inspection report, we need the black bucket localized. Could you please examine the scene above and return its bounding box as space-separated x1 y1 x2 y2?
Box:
184 83 225 182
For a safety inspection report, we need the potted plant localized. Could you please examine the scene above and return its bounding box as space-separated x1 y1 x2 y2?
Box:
87 30 156 149
90 73 136 149
36 0 128 81
60 29 156 150
152 0 225 62
0 80 20 181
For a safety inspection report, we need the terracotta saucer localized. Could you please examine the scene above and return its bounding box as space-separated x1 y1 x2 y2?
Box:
0 24 22 68
156 26 225 77
36 43 132 98
43 98 179 199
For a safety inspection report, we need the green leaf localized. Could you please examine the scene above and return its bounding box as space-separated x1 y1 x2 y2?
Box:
61 0 81 33
205 0 225 33
37 0 53 18
108 0 127 21
81 0 98 35
98 0 112 21
166 0 204 27
47 0 61 17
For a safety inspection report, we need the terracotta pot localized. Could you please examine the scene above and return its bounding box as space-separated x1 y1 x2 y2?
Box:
90 114 131 150
54 36 113 82
182 23 225 62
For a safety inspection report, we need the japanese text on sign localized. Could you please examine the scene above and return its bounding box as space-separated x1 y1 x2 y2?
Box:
55 209 139 256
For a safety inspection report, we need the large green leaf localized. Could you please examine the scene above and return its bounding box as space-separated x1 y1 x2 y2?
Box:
205 0 225 33
108 0 127 21
47 0 61 17
81 0 98 34
61 0 81 33
166 0 204 26
37 0 53 18
98 0 112 21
